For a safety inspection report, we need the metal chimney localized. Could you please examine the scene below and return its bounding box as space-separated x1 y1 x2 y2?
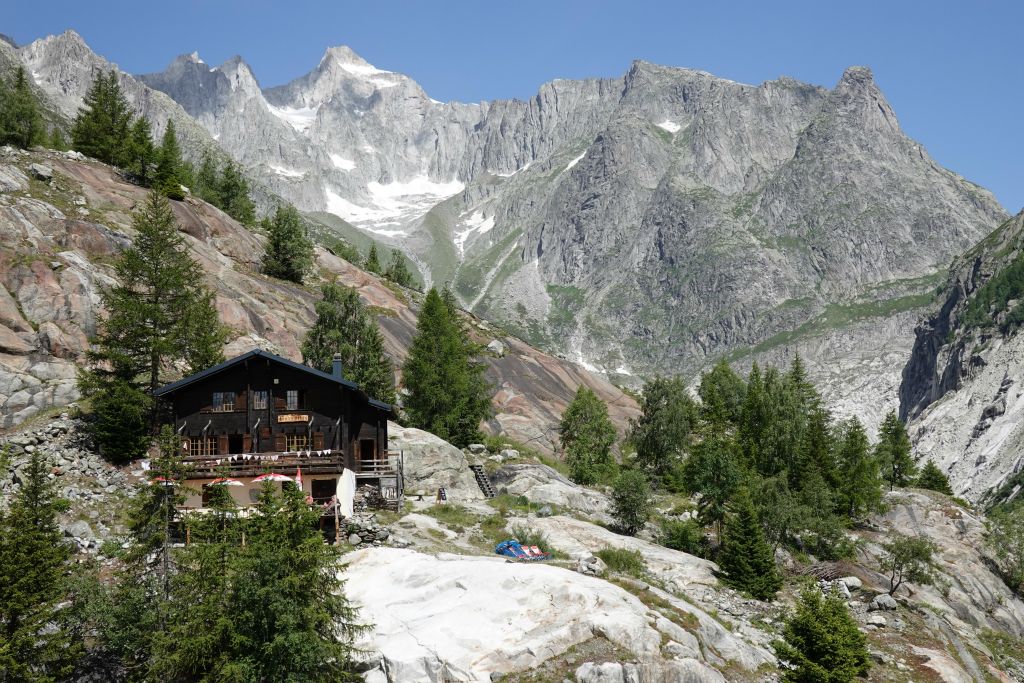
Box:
332 353 344 380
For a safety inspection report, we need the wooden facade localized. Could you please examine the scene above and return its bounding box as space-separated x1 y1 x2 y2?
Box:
154 349 400 511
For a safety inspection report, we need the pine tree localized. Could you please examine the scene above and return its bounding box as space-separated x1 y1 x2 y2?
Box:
262 204 315 284
301 282 396 404
698 359 746 426
916 459 953 495
0 451 80 681
835 417 881 519
80 191 225 459
154 119 186 200
682 433 742 534
194 153 220 205
876 411 917 490
717 489 781 600
560 385 617 485
629 376 698 483
385 249 414 287
126 116 157 186
0 67 43 149
364 243 382 274
71 70 133 165
218 161 256 225
402 287 492 447
774 586 870 682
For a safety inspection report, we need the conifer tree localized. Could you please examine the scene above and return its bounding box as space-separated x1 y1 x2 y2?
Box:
835 417 881 519
364 243 382 274
698 359 746 426
774 586 870 682
402 287 492 447
560 385 617 485
154 119 186 199
916 459 953 495
0 67 43 149
717 488 781 600
385 249 414 287
682 433 742 534
80 191 225 459
126 116 157 186
610 469 652 535
71 70 133 165
301 282 395 404
876 411 917 490
629 376 698 483
262 204 315 284
194 153 220 205
0 451 80 681
218 161 256 225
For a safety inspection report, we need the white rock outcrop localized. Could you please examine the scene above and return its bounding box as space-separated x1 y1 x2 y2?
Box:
387 422 482 501
490 463 611 519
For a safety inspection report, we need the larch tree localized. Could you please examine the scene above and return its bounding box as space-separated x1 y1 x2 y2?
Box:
385 249 414 287
218 161 256 226
402 287 491 447
682 433 742 535
835 417 881 519
79 191 225 460
301 282 396 404
916 459 953 495
0 67 43 149
610 470 652 535
876 411 917 490
629 376 698 484
126 116 157 186
154 119 186 200
71 70 133 166
698 359 746 426
717 488 782 601
364 244 382 274
262 204 315 284
559 385 617 485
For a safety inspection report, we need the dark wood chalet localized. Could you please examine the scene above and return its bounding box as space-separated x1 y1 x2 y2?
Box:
153 349 401 511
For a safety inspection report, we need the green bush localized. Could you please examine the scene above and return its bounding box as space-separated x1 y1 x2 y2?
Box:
611 470 652 535
774 586 870 682
595 547 646 577
659 518 708 558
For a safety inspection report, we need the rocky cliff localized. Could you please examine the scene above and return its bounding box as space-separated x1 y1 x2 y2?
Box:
0 146 637 450
898 210 1024 500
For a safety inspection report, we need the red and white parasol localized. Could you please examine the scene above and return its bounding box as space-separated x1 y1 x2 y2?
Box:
209 477 244 487
252 472 293 483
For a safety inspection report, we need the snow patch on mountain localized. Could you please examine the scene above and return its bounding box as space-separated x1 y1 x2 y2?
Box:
325 176 464 237
329 154 356 171
266 103 318 133
656 119 681 133
454 210 496 257
267 164 304 179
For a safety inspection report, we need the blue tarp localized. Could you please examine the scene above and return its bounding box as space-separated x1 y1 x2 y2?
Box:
495 539 551 561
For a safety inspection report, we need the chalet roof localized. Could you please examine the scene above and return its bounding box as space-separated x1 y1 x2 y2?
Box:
153 348 392 412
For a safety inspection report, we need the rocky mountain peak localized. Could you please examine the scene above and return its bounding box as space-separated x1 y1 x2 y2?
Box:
216 55 261 96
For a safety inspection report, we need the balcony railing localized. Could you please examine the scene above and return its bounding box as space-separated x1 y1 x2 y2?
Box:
180 449 402 479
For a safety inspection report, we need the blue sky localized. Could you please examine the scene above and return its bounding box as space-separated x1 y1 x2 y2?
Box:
8 0 1024 212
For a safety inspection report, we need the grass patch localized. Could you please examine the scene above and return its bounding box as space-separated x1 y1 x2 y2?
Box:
979 628 1024 673
596 547 646 577
421 504 480 533
488 493 533 514
508 522 563 557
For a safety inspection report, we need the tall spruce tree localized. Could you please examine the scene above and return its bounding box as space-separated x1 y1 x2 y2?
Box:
364 244 382 274
835 417 881 519
71 70 133 165
194 153 221 205
876 411 917 490
301 282 396 404
0 451 80 682
698 360 746 426
718 488 781 600
0 67 43 149
262 204 315 284
629 376 699 484
560 386 617 485
402 287 492 447
218 161 256 225
125 116 157 186
154 119 186 200
80 191 225 460
385 249 414 287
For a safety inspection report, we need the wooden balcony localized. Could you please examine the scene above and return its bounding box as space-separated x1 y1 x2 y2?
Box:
180 449 403 480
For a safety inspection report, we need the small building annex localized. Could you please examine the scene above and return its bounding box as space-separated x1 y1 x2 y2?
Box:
153 348 400 512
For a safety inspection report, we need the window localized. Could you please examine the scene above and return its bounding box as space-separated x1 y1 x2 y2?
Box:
188 437 218 457
213 391 236 412
286 389 300 411
252 390 268 410
286 434 308 452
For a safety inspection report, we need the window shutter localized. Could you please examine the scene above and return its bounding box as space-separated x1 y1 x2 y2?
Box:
275 396 287 410
273 432 286 452
313 431 324 449
260 427 271 439
243 434 252 452
236 392 247 410
218 435 229 455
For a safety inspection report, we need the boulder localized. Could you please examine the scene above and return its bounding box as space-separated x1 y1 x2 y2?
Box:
28 163 52 181
575 660 726 683
467 443 488 455
0 164 29 192
490 463 610 517
839 576 862 590
388 422 482 501
576 554 607 577
870 594 898 611
486 339 506 357
866 614 887 627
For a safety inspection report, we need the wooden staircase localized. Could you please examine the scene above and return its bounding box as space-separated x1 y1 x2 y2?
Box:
469 464 497 499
